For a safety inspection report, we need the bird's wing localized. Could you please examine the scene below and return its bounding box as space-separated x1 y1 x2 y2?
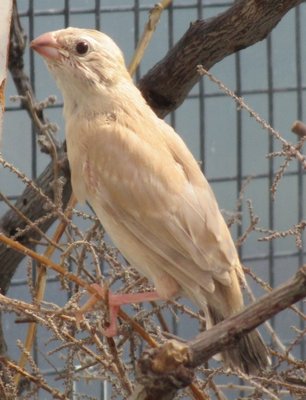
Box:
77 113 242 293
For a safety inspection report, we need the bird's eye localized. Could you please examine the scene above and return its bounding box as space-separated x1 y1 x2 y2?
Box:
75 41 89 55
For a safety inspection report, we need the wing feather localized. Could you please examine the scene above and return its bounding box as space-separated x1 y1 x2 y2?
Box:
69 107 242 295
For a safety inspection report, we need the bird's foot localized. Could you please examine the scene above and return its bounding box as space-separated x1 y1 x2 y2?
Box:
75 283 160 336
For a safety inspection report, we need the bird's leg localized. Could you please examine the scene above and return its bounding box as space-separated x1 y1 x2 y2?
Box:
76 283 161 336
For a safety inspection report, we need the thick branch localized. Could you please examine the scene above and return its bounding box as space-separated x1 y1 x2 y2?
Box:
8 2 42 121
188 265 306 367
132 265 306 399
139 0 302 117
0 148 71 294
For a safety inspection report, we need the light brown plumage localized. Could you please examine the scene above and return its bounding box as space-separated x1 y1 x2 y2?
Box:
31 27 270 373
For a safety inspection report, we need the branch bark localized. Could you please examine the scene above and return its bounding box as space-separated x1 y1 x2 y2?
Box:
139 0 302 117
0 149 71 294
131 266 306 400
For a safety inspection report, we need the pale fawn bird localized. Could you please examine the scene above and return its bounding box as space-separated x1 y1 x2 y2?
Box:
31 27 270 374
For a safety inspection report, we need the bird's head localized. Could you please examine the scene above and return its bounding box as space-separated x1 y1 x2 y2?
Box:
31 27 130 99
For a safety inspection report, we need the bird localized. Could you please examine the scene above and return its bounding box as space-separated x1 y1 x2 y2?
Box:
31 27 270 374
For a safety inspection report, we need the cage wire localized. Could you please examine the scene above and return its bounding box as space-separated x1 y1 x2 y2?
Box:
1 1 306 399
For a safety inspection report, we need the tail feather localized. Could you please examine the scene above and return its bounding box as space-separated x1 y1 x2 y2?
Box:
209 306 270 374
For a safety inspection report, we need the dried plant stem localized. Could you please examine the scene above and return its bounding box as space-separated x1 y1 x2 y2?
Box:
0 231 160 345
1 358 68 399
197 66 306 169
0 191 60 249
0 233 92 294
106 336 133 395
0 155 70 224
128 0 172 76
189 384 210 400
0 232 209 400
14 194 77 387
238 371 279 400
243 279 295 361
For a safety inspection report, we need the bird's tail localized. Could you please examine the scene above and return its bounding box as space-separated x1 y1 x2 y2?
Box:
208 306 270 374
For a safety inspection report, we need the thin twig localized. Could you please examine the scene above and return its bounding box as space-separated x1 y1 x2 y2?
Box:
128 0 172 76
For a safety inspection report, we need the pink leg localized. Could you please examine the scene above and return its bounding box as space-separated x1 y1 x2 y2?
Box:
76 283 161 336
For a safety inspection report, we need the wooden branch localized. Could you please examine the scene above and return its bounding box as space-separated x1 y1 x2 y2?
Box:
139 0 302 117
131 266 306 400
128 0 172 76
188 265 306 367
0 148 71 294
8 1 43 126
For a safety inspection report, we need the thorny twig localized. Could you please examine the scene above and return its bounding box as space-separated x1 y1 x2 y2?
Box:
199 66 306 248
128 0 173 76
197 66 306 169
257 220 306 249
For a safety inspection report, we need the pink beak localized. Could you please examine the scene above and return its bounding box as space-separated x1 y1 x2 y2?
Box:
30 32 61 61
